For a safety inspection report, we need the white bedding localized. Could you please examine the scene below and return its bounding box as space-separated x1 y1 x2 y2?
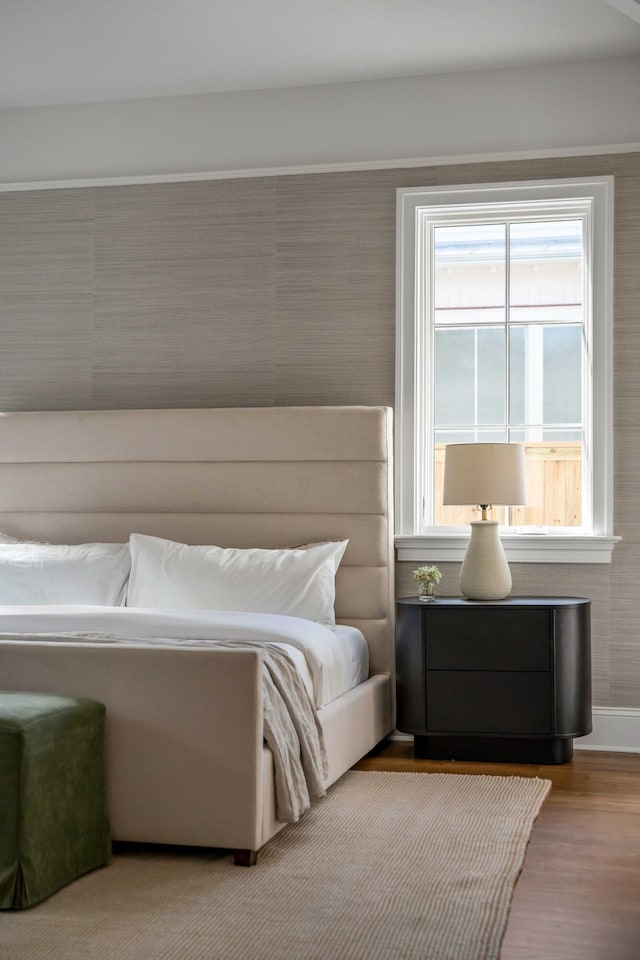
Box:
0 606 368 709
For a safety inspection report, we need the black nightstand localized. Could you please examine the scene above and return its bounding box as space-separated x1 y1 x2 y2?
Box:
396 596 592 764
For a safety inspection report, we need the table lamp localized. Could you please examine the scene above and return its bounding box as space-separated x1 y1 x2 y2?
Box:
443 442 526 600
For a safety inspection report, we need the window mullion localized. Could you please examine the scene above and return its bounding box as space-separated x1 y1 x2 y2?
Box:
505 221 511 524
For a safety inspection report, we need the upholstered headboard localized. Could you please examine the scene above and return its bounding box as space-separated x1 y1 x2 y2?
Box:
0 406 394 676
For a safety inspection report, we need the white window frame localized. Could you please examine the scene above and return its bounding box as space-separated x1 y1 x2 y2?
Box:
395 177 618 564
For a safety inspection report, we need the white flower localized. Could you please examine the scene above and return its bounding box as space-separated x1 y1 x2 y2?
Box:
412 564 442 586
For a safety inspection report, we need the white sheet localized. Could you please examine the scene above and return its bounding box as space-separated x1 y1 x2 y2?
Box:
0 606 369 709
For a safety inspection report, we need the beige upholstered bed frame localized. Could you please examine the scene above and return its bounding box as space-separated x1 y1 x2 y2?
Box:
0 407 394 862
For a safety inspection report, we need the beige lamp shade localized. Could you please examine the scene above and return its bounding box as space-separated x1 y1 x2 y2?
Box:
443 443 526 508
442 443 527 601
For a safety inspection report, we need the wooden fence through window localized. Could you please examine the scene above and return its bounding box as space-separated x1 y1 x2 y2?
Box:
434 442 582 527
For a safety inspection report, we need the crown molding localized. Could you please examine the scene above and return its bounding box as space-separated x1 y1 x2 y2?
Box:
0 142 639 192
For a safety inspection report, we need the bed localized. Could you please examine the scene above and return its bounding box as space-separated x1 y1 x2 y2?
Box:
0 406 394 864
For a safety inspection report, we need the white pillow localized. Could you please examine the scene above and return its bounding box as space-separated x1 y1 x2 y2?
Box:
0 541 131 606
127 533 348 626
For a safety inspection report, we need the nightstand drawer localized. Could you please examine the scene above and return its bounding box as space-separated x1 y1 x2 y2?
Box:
425 608 551 671
426 671 551 735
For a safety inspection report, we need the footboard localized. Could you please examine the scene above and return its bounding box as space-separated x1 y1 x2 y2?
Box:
0 640 266 852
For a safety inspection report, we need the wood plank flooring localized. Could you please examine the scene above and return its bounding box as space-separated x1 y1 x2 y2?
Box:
354 741 640 960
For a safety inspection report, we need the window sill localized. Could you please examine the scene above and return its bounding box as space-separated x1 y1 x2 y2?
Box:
395 533 621 564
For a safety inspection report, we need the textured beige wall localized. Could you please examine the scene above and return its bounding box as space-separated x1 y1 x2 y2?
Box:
0 152 638 706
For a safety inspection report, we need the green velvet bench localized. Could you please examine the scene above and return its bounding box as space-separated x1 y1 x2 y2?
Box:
0 692 112 910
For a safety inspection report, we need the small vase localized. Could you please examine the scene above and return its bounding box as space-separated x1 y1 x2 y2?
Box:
418 583 435 602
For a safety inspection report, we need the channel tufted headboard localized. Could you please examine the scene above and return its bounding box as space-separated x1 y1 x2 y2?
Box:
0 406 394 677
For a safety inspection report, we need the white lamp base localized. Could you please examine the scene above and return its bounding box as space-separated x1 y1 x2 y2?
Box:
459 520 512 601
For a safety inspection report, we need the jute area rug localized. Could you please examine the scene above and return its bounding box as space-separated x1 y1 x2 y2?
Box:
2 771 550 960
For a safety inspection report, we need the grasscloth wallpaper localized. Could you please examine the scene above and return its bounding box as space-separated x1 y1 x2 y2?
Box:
0 152 638 707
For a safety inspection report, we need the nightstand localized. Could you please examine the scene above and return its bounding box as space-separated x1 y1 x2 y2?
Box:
396 596 592 764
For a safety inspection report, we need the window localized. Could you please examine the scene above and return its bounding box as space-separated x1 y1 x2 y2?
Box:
396 178 616 563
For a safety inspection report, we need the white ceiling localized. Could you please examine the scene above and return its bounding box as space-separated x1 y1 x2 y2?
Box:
2 0 640 109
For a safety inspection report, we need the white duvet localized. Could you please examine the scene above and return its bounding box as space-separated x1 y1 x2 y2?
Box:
0 605 369 709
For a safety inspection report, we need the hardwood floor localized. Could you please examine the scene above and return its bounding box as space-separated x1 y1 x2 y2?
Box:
354 741 640 960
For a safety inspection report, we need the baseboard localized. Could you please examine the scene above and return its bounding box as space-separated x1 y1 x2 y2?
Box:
390 707 640 755
575 707 640 754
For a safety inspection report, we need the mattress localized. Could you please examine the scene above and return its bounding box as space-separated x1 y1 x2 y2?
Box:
0 606 369 709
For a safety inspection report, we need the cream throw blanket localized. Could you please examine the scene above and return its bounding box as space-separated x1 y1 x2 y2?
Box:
250 640 328 822
1 631 328 824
